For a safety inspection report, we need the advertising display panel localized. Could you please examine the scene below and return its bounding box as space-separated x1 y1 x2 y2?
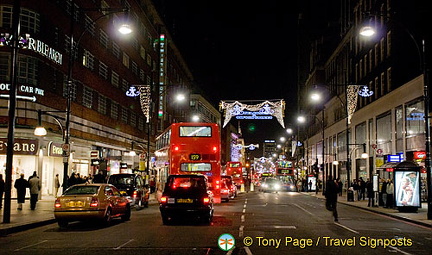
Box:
394 170 421 208
307 175 317 191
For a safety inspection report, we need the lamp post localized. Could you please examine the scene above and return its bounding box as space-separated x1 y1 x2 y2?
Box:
2 0 21 224
360 14 431 219
62 4 131 191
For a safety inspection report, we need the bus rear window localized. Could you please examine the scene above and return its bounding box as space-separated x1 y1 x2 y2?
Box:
179 126 212 137
180 163 212 171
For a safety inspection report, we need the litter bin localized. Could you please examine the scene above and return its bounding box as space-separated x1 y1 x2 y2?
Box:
347 189 354 201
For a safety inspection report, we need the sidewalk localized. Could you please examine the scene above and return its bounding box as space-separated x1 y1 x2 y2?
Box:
304 191 432 228
0 192 160 236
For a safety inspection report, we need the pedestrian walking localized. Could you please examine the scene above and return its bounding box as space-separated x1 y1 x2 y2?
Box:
28 171 41 210
366 178 375 207
14 173 28 210
386 179 394 208
336 178 343 196
359 177 366 200
380 178 388 206
0 174 5 209
54 174 61 197
325 176 339 222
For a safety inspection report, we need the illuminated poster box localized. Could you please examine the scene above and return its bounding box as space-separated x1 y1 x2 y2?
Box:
394 169 421 210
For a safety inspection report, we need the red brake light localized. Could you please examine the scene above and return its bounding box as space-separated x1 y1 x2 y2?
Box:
133 190 137 198
215 180 220 189
54 199 61 208
173 145 179 151
203 197 210 204
160 196 167 203
90 197 99 207
212 146 218 152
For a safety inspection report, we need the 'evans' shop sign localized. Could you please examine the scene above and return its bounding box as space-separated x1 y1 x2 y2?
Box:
0 138 38 155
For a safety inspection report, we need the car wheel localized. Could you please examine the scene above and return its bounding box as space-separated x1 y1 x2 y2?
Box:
58 220 68 228
103 207 112 225
121 205 131 221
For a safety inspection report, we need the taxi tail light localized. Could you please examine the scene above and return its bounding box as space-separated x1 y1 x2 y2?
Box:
54 198 61 208
160 196 168 203
90 197 99 207
203 197 210 204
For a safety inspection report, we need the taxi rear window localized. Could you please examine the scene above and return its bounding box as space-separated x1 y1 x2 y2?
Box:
64 186 99 195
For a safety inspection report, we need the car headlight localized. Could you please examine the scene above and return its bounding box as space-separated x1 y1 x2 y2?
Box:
274 184 281 190
262 183 268 188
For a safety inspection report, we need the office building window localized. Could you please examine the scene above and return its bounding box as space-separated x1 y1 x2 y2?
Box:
99 61 108 79
18 56 38 86
376 112 391 155
111 102 119 120
63 79 77 102
98 95 107 115
112 42 120 59
121 106 128 123
99 30 109 48
84 15 95 35
132 61 138 75
121 79 129 92
111 71 119 87
0 6 40 34
83 50 94 70
122 53 130 68
130 112 137 127
83 86 93 108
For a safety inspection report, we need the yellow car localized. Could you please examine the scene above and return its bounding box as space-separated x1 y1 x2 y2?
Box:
54 183 131 228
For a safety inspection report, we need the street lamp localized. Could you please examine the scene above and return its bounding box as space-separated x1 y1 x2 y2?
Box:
359 13 432 219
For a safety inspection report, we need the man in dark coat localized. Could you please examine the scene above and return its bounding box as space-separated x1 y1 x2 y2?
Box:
325 176 339 222
14 173 28 210
366 178 375 207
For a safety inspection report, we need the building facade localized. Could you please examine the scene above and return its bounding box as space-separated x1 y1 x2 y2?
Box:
0 0 194 198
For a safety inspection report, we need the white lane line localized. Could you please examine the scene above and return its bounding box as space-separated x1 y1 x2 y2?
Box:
113 239 135 250
293 203 314 216
244 246 253 255
14 240 48 251
239 225 244 237
334 222 360 234
242 209 246 213
241 215 245 222
388 246 413 255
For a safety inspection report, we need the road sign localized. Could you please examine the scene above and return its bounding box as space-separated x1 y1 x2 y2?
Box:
62 143 70 152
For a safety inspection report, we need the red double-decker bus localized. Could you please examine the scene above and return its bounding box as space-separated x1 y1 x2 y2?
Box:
154 123 222 203
224 161 243 187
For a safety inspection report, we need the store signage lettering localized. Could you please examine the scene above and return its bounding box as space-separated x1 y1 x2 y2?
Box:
406 112 424 121
28 38 63 65
0 138 38 155
48 142 63 157
0 83 45 96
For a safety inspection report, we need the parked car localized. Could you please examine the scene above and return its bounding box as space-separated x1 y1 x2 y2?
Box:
54 183 131 228
107 173 149 209
159 174 214 224
260 178 283 193
222 175 237 198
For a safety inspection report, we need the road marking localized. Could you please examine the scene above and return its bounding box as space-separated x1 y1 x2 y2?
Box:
293 203 314 216
388 246 413 255
113 239 134 250
273 225 296 229
334 222 360 234
242 209 246 213
239 225 244 237
14 240 48 251
244 246 253 255
241 215 245 222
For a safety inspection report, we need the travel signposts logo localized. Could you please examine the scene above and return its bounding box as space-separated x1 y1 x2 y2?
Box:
218 233 235 251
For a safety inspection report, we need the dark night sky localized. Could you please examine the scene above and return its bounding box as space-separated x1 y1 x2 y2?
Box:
152 0 300 145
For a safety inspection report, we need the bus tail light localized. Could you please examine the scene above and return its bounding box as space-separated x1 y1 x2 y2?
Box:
212 146 218 152
173 145 180 151
215 180 220 189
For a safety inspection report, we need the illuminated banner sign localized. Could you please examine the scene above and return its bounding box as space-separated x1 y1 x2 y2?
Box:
278 160 293 168
0 138 38 155
220 100 285 128
387 154 402 163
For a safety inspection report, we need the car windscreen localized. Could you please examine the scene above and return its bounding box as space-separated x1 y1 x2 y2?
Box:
108 176 134 186
64 186 99 195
